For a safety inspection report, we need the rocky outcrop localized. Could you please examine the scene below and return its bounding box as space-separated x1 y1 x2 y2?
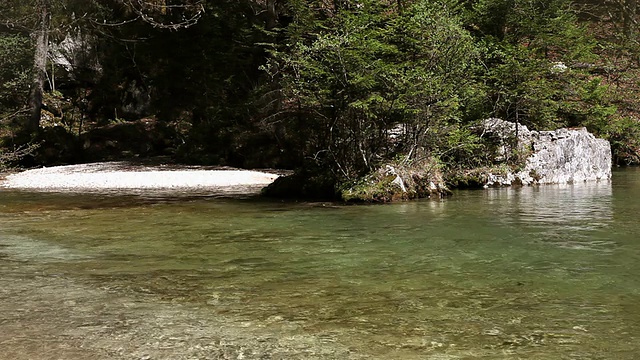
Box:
482 118 612 186
341 157 451 202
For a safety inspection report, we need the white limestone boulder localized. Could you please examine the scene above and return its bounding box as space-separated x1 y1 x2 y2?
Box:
482 119 611 186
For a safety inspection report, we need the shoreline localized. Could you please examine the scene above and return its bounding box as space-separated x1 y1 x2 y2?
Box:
0 162 281 193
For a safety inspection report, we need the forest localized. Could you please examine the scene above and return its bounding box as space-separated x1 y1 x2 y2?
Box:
1 0 640 200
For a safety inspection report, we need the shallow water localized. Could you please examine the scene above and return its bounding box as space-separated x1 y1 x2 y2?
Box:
1 169 640 359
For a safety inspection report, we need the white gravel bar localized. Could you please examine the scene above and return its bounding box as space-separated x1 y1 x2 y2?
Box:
0 162 280 192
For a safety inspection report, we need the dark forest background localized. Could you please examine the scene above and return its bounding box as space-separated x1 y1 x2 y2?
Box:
2 0 640 197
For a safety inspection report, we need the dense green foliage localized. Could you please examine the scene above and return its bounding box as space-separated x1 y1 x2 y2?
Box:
264 0 480 181
0 34 31 122
1 0 640 192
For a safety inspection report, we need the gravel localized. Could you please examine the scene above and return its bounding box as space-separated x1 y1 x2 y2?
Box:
0 162 280 192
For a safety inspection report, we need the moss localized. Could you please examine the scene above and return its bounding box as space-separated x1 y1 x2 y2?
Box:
445 165 512 189
340 157 451 203
446 172 486 189
341 174 402 203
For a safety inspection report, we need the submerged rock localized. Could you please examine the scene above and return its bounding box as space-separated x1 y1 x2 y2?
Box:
482 119 612 186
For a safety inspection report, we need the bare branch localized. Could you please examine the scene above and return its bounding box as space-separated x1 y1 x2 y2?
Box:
124 0 206 30
0 107 29 124
92 16 142 27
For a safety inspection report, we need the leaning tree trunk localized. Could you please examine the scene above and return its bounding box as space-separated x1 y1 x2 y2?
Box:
27 0 50 135
623 0 637 38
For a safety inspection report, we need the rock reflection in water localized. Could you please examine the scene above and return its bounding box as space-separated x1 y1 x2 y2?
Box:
484 181 612 226
482 181 615 252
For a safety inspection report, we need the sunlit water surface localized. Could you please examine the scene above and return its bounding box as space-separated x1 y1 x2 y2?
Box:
2 169 640 358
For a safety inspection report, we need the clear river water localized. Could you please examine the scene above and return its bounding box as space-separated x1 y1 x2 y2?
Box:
1 169 639 359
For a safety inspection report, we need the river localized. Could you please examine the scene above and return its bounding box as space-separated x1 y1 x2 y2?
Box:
1 169 639 359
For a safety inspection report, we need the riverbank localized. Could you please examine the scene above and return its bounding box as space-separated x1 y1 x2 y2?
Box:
0 162 281 193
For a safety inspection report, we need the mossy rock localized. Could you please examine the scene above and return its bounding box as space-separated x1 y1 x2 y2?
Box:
341 158 451 203
341 174 405 203
445 171 488 189
444 165 512 189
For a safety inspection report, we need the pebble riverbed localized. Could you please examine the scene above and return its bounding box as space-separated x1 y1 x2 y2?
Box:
0 162 279 192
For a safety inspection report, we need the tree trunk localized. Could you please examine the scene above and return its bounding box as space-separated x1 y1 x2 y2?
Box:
623 0 637 38
27 0 50 135
265 0 277 30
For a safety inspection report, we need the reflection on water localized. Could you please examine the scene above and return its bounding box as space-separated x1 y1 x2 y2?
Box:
1 171 640 358
480 182 616 252
484 181 613 225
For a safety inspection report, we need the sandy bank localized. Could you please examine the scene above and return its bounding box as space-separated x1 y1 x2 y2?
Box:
0 162 280 192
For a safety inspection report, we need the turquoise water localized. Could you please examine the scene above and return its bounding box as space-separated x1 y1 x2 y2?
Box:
1 169 640 358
